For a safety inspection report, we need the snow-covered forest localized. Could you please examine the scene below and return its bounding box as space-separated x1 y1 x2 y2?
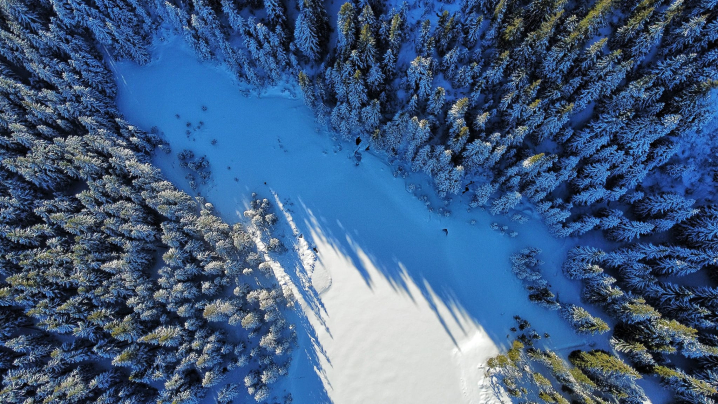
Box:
1 0 717 403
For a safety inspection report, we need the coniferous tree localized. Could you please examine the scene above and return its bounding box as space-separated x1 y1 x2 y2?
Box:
295 0 329 61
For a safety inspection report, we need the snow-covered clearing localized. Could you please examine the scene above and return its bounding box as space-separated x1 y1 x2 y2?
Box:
113 38 638 403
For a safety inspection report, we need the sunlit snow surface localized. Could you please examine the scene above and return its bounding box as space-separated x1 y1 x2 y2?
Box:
113 39 657 403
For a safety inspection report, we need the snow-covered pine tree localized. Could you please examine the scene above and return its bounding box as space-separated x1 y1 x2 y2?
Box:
294 0 329 61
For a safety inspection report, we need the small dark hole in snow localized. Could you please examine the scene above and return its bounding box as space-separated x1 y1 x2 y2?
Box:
355 137 361 146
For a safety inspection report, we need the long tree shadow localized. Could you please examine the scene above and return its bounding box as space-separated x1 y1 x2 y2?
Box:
283 300 334 404
238 192 334 403
269 191 333 337
284 197 512 403
291 186 584 357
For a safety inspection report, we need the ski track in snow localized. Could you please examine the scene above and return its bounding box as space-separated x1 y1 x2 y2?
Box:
113 38 667 403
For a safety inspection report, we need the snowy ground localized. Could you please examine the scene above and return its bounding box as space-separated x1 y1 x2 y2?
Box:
112 38 662 403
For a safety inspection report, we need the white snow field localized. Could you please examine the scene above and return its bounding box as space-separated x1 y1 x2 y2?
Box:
113 39 660 403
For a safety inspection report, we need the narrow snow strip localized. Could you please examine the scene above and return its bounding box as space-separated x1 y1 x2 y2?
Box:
271 191 330 296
